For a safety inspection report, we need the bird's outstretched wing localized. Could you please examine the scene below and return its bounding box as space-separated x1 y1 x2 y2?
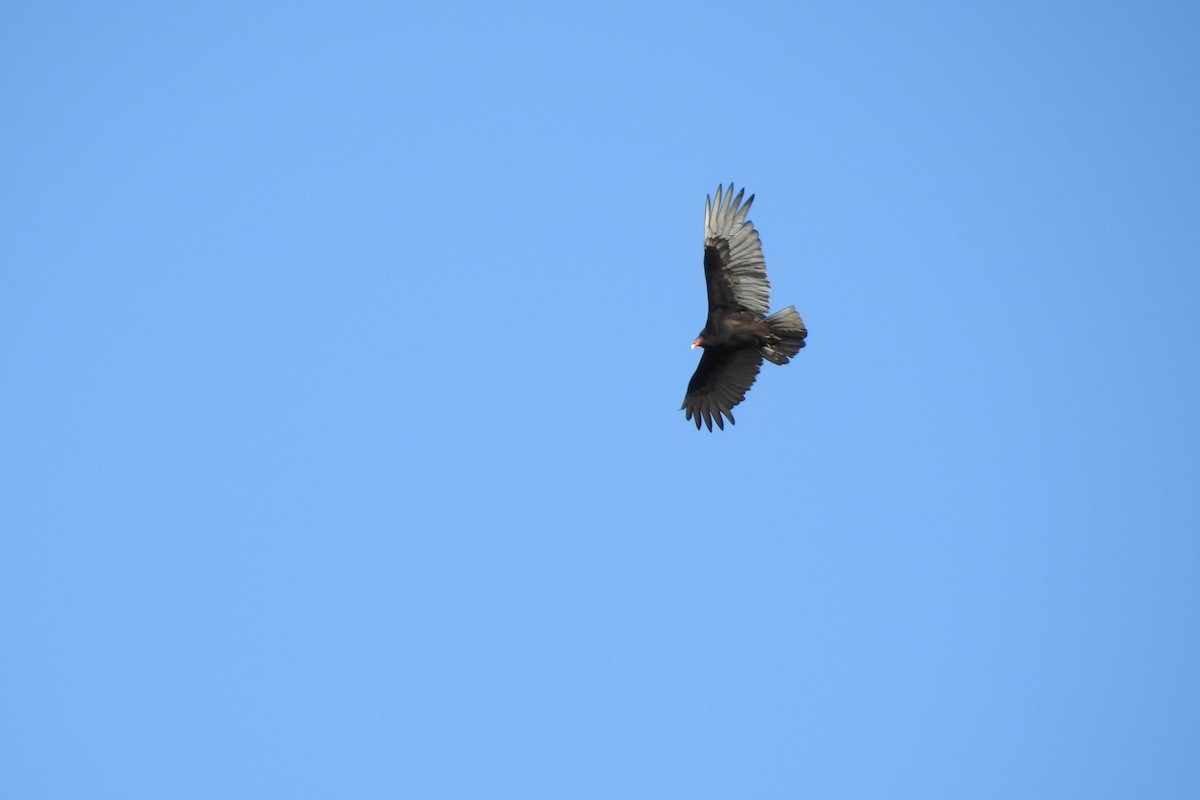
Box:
703 184 771 321
681 347 764 431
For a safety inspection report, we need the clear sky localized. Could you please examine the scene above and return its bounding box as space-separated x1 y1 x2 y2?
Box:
3 2 1198 797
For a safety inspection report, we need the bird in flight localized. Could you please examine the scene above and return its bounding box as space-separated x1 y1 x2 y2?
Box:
681 184 807 431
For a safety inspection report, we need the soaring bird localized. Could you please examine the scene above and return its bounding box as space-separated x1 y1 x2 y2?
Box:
681 185 807 431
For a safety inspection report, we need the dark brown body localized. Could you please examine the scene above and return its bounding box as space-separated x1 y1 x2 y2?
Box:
696 310 776 350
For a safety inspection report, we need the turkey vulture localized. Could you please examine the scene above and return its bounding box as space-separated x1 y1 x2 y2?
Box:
681 184 807 431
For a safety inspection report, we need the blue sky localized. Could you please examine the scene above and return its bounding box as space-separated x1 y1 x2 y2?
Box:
3 2 1198 797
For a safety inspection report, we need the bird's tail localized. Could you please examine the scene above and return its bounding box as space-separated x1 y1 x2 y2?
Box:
760 306 807 365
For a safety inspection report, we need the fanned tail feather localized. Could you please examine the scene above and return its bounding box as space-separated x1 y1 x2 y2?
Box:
760 305 807 365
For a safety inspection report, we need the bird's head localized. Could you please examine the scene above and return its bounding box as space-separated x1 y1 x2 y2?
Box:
691 334 705 349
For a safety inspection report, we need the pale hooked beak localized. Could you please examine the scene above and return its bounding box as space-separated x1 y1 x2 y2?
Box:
691 337 702 349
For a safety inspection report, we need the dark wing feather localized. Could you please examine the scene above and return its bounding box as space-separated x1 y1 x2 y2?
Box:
703 184 771 322
681 347 764 431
